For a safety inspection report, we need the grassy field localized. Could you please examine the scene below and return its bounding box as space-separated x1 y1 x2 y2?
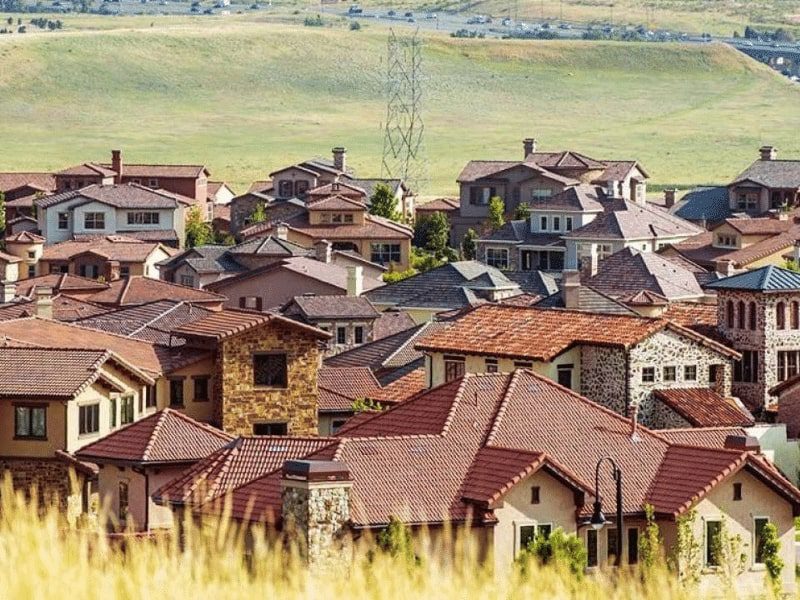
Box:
0 16 798 195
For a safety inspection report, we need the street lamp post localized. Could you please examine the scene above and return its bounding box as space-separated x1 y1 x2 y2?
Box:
590 456 624 568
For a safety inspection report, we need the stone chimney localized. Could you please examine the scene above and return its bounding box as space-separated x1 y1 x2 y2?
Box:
523 138 537 158
314 239 332 264
276 223 289 241
332 147 347 173
715 259 736 278
562 270 581 310
346 266 363 297
34 286 53 319
759 145 777 161
281 459 353 573
105 260 121 282
724 435 760 453
1 281 16 304
663 188 677 209
111 149 123 183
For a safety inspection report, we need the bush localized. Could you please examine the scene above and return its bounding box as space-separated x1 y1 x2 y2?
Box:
383 268 416 283
303 14 323 27
517 528 587 579
349 20 361 31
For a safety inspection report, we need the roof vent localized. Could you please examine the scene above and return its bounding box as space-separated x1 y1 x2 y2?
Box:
629 403 641 443
724 435 760 452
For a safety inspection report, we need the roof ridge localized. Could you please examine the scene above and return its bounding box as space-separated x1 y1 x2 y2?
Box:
127 301 185 337
483 370 521 446
441 374 473 436
141 409 170 462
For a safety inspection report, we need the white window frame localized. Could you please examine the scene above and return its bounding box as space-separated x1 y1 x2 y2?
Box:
514 520 553 558
552 216 561 231
703 517 723 569
539 216 548 231
753 516 770 567
486 247 509 269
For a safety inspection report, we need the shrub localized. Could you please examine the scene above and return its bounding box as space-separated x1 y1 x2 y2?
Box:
303 14 323 27
349 20 361 31
517 528 587 579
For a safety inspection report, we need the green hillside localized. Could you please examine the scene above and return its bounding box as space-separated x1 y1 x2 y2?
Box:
0 19 798 194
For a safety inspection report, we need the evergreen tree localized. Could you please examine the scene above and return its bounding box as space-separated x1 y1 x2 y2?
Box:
185 206 213 248
487 196 505 231
368 183 400 221
249 201 267 224
461 228 477 260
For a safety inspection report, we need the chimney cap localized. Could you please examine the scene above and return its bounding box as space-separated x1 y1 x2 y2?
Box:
282 460 351 482
332 146 347 153
724 435 760 452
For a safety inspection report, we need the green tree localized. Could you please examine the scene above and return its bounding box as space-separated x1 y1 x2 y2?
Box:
351 397 383 413
368 183 399 221
382 267 416 283
760 521 783 594
413 212 450 260
784 259 800 273
669 509 702 588
517 528 586 579
638 504 663 572
711 518 747 592
487 196 505 231
0 191 5 237
248 201 267 225
185 206 213 249
374 516 419 568
514 202 531 221
461 228 477 260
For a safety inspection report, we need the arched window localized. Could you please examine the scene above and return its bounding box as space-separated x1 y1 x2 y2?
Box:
792 302 799 330
748 302 757 330
737 300 746 329
777 301 786 330
726 300 734 328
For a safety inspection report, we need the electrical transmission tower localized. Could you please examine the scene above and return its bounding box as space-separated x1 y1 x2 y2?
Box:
381 29 428 193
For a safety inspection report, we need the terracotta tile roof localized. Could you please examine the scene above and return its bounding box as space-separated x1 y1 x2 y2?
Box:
246 180 272 194
307 194 367 211
4 231 45 244
0 172 55 193
0 294 110 322
618 289 669 306
84 276 227 306
416 198 460 213
318 367 381 412
286 295 380 320
662 302 719 329
41 237 165 263
262 213 413 241
307 181 367 199
0 347 146 398
153 436 334 506
725 217 793 235
0 250 21 264
108 163 209 179
498 293 545 307
75 408 231 464
595 160 645 182
171 309 330 342
371 367 427 403
57 162 117 177
12 273 109 298
212 204 230 223
653 388 755 427
35 184 185 210
656 426 748 447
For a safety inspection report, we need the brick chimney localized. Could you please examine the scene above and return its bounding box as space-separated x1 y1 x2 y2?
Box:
111 149 123 183
276 223 289 241
760 146 777 161
1 281 16 304
346 266 363 297
663 188 677 209
34 286 53 319
523 138 537 158
281 459 353 573
562 270 581 310
724 435 760 453
715 259 736 278
332 147 347 173
314 239 332 264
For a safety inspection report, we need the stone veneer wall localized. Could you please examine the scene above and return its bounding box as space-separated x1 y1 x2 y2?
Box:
0 458 85 517
716 289 800 411
628 329 733 427
579 345 627 414
214 320 321 436
281 482 353 573
648 400 694 430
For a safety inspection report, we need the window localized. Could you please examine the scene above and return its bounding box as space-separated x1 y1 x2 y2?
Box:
253 422 288 436
607 529 618 563
627 528 639 565
331 419 348 434
754 517 770 564
79 404 100 435
531 188 552 202
278 180 293 198
118 481 129 522
733 482 742 501
343 213 354 224
354 326 364 345
485 248 509 269
238 296 263 311
193 376 210 402
370 243 401 265
485 358 498 373
145 384 157 409
110 397 117 429
336 326 347 345
749 301 758 330
663 366 676 382
444 355 465 382
737 300 746 329
726 300 734 328
705 520 722 567
180 274 195 288
120 266 130 279
127 212 160 225
641 367 655 383
792 302 800 329
565 217 573 231
332 213 343 224
169 379 184 407
57 212 69 230
84 212 105 230
14 405 46 439
469 186 496 206
294 180 309 197
253 353 288 388
539 216 548 231
736 191 759 211
734 350 759 383
684 365 697 381
777 301 786 330
777 350 800 382
513 361 533 369
557 364 573 389
148 178 159 188
27 265 36 278
716 234 737 248
598 244 613 261
587 529 598 567
552 216 561 231
121 396 134 425
517 523 552 554
530 486 540 504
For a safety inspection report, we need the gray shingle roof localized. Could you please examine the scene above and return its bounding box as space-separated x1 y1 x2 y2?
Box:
704 265 800 292
564 200 702 240
671 186 732 223
35 184 183 210
732 159 800 189
228 235 312 257
286 295 380 320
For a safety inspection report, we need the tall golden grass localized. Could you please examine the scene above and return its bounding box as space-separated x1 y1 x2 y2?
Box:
0 481 735 600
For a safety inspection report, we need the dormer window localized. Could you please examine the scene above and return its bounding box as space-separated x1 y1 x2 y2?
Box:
278 180 293 198
736 192 759 211
531 188 552 202
716 234 737 248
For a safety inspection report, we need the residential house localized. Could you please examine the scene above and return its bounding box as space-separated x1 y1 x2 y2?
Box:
0 285 109 323
0 346 154 511
317 367 383 435
415 304 741 428
37 236 175 280
0 172 56 232
78 276 226 309
34 184 190 248
453 138 649 242
363 261 557 324
7 272 110 300
55 150 210 206
204 257 383 312
207 181 235 205
728 146 800 215
3 231 45 280
0 250 20 283
162 370 800 595
75 409 232 531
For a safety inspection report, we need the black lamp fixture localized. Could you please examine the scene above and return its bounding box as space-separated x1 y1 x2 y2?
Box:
592 456 624 568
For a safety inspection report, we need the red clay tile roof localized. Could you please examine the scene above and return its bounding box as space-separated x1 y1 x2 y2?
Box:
153 436 334 506
416 198 460 213
257 213 413 242
318 367 381 409
36 184 186 210
725 217 793 235
84 277 226 306
656 426 748 448
653 388 755 427
0 294 110 322
371 367 426 403
415 304 737 361
307 194 367 211
75 408 231 464
662 302 718 328
0 250 21 264
41 237 166 263
4 231 45 244
0 172 55 193
57 162 117 177
171 308 330 341
12 273 109 298
106 163 209 179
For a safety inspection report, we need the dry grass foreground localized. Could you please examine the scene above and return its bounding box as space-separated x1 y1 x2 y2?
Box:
0 479 772 600
0 17 798 194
